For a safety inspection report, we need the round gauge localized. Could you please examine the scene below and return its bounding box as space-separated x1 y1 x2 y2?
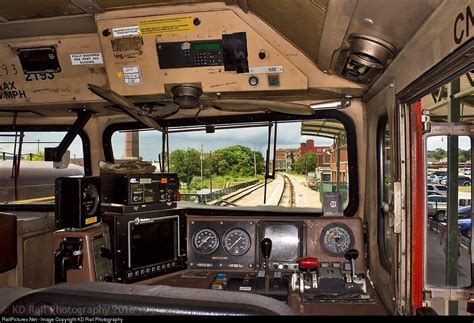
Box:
320 223 354 257
82 183 100 216
223 228 251 256
192 228 219 254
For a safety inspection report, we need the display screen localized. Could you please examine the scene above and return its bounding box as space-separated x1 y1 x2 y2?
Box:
130 217 178 268
193 42 221 51
263 223 300 262
17 47 61 73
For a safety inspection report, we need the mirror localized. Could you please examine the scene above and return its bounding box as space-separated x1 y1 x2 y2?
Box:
0 212 17 273
426 135 471 287
53 150 70 169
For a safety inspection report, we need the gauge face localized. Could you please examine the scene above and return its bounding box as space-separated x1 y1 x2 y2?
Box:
82 183 100 216
223 228 251 256
192 228 219 254
320 223 354 257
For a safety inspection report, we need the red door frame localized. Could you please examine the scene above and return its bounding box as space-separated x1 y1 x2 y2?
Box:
410 100 424 311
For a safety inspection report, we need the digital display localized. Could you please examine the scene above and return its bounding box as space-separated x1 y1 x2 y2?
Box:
263 223 300 262
193 42 221 51
17 46 61 74
130 217 177 268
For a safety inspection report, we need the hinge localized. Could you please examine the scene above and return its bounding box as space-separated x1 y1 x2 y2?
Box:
421 109 431 134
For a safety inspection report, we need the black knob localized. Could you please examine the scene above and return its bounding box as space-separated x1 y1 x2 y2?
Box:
258 50 266 60
344 249 359 261
261 238 272 259
100 247 113 259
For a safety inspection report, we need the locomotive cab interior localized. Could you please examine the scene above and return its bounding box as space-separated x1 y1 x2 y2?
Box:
0 0 472 317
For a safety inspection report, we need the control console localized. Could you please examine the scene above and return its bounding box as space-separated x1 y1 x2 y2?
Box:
290 249 371 303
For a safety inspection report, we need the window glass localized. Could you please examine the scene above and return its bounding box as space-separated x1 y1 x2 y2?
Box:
426 135 471 287
110 119 350 210
0 131 84 203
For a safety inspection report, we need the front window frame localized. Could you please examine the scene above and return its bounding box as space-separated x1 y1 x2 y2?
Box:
103 110 359 217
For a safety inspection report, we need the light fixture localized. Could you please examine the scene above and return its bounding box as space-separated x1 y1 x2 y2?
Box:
310 97 352 110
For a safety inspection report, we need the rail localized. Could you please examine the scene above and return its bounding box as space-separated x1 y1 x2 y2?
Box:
180 179 259 204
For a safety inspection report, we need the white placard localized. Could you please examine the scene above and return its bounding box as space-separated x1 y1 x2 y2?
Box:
112 26 140 38
70 53 103 65
248 66 283 74
123 66 142 85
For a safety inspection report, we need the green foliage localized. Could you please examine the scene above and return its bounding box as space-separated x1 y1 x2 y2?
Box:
23 150 45 161
169 148 201 188
292 152 318 175
210 145 264 177
427 148 471 162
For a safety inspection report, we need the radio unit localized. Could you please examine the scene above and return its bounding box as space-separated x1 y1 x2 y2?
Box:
101 172 179 206
102 210 186 283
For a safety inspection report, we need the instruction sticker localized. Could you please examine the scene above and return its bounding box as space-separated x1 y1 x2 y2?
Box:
139 15 195 35
112 26 140 38
122 66 142 85
248 66 284 74
70 53 103 65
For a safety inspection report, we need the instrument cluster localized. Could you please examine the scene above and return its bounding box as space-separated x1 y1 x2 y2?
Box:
186 216 363 273
187 219 257 271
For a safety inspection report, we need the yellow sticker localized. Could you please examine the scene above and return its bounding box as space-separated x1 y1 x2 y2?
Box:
85 216 98 225
139 15 195 35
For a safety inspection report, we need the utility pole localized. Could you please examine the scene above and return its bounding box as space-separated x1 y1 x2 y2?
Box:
201 143 203 190
254 151 257 179
209 150 213 198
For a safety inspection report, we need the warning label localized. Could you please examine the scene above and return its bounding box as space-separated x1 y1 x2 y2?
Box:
122 66 142 85
112 26 140 38
70 53 104 65
139 15 195 35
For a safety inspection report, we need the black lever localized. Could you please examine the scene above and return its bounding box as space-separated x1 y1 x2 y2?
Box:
344 249 359 278
261 238 272 292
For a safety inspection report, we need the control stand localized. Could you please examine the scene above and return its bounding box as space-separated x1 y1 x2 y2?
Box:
290 249 372 303
224 238 288 300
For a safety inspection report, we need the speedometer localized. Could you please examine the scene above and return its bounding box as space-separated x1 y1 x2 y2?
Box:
320 223 354 257
223 228 251 256
192 228 219 254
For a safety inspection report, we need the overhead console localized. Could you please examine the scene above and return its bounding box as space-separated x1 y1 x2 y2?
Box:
95 10 308 96
0 34 108 106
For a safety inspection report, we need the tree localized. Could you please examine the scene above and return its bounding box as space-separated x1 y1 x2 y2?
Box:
292 152 318 175
210 145 264 177
169 148 201 189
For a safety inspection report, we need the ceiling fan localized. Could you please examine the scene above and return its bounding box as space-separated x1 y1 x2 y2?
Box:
87 84 316 132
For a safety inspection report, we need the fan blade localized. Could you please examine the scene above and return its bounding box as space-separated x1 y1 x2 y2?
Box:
148 102 180 119
209 99 314 116
87 84 163 132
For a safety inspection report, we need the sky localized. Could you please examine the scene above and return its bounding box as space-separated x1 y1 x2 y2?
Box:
427 135 471 151
112 121 335 160
0 126 469 162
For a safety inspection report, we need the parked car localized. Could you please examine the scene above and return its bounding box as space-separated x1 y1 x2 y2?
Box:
427 190 443 196
428 195 447 222
427 184 447 196
427 174 440 184
457 208 471 239
458 176 471 186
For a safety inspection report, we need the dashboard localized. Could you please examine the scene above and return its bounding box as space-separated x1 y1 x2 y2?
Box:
186 215 365 274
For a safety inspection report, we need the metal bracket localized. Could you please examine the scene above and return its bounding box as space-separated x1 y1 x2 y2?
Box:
393 181 402 234
45 109 92 162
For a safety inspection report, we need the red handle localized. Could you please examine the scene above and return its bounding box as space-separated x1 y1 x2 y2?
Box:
298 257 319 269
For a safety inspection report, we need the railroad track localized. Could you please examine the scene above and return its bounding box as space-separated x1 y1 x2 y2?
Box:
278 174 295 207
210 179 272 206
